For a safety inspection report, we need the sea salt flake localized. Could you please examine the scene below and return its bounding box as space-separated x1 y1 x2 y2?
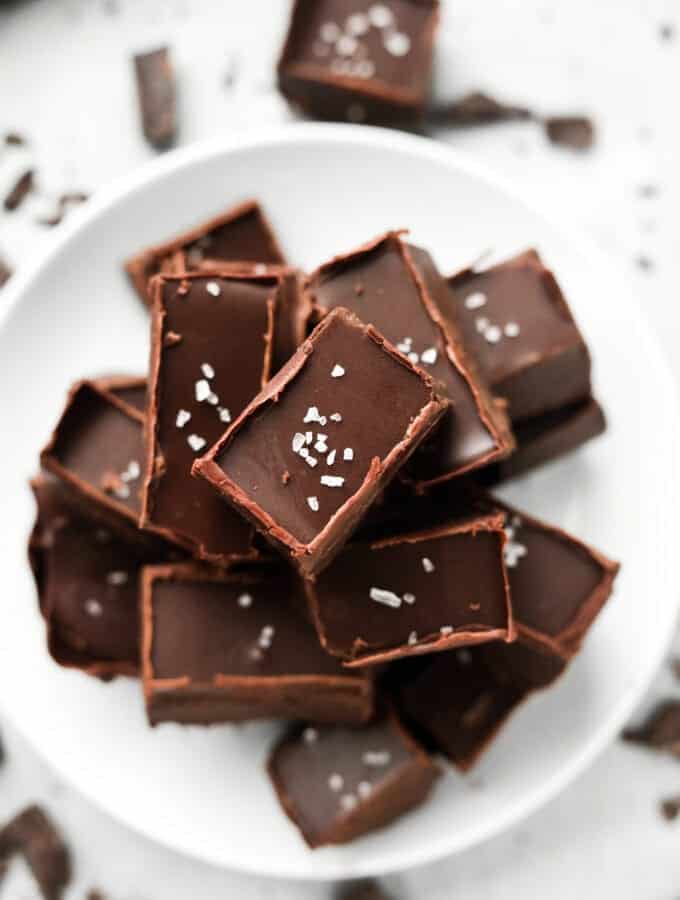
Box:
408 351 419 364
176 409 191 428
84 598 103 617
330 413 343 422
476 316 490 333
195 379 211 402
305 455 318 468
369 4 393 28
314 440 328 453
440 626 454 636
403 592 416 605
326 450 337 465
237 593 253 608
422 557 435 573
113 484 130 500
299 447 309 459
357 780 373 799
484 325 502 344
306 431 313 444
303 727 318 744
408 630 418 646
343 448 354 461
304 406 321 424
363 749 391 767
201 363 215 379
347 12 369 34
329 773 344 792
320 475 344 487
369 587 402 608
465 291 487 310
504 321 520 338
384 30 410 56
307 496 320 512
320 21 341 42
331 364 345 378
187 434 206 452
357 59 375 78
292 432 306 453
420 347 438 365
336 34 358 56
205 281 221 297
218 407 231 423
207 392 219 406
339 794 358 812
106 570 128 586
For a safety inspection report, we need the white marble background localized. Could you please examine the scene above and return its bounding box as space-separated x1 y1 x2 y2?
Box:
1 0 679 897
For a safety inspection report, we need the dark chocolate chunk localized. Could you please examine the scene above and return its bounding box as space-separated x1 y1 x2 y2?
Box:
445 249 592 423
268 712 440 848
4 168 34 211
305 232 513 485
142 563 374 725
478 398 606 484
544 116 595 150
4 131 27 146
660 796 680 821
428 91 531 126
0 805 71 900
134 47 177 149
194 307 449 577
142 272 282 563
124 199 286 305
0 256 12 289
277 0 440 125
623 701 680 757
305 512 513 666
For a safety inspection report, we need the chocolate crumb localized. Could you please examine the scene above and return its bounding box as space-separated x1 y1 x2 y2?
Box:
622 701 680 756
134 47 177 150
429 91 531 126
0 257 12 289
4 168 35 211
282 470 291 485
660 796 680 821
339 881 392 900
0 805 71 900
163 330 183 346
37 191 89 227
635 254 654 273
659 22 676 42
4 132 27 146
544 116 595 150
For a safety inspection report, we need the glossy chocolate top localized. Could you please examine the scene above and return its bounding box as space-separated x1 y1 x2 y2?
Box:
40 381 146 523
308 514 512 665
269 712 436 845
280 0 438 97
306 233 512 482
145 565 358 682
142 272 280 561
446 249 591 421
125 200 285 303
198 307 447 552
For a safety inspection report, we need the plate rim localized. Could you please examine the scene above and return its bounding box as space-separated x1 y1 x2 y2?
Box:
1 121 678 880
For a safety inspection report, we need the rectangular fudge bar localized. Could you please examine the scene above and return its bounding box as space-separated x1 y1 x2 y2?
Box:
277 0 440 125
305 232 513 485
194 307 449 577
29 476 163 678
305 513 513 667
141 271 282 563
268 710 440 848
142 563 374 725
445 249 592 422
478 397 606 485
125 199 285 305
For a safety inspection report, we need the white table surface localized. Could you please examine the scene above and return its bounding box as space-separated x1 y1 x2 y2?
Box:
1 1 679 897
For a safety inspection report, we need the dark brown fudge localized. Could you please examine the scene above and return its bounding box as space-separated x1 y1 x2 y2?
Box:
278 0 440 125
134 47 176 150
141 271 282 564
445 249 592 422
305 232 513 485
142 563 374 725
305 512 513 666
125 199 285 305
268 711 440 847
29 477 160 678
194 307 448 577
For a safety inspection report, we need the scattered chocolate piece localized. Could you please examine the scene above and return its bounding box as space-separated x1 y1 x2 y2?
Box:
623 701 680 756
428 91 531 126
277 0 440 125
661 796 680 821
37 191 89 227
0 256 12 288
194 307 449 577
134 47 177 150
4 131 27 146
340 881 392 900
268 712 440 847
4 168 35 211
544 116 595 150
0 805 71 900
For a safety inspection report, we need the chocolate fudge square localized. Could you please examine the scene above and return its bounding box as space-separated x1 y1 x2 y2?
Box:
305 512 513 666
125 199 285 305
141 272 283 563
142 563 374 725
278 0 440 125
194 307 448 577
268 711 440 847
446 249 592 422
305 232 513 485
29 477 159 679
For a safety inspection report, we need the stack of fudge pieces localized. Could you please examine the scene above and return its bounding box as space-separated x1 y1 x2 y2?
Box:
29 199 619 849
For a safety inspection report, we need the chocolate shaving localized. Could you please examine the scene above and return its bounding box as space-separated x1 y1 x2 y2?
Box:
0 257 12 289
37 191 89 227
340 882 392 900
622 701 680 756
660 795 680 821
429 92 531 126
4 132 27 146
544 116 595 150
0 805 71 900
134 47 177 150
4 168 35 211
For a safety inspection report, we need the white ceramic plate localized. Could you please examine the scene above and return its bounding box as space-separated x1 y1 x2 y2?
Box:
0 124 677 881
